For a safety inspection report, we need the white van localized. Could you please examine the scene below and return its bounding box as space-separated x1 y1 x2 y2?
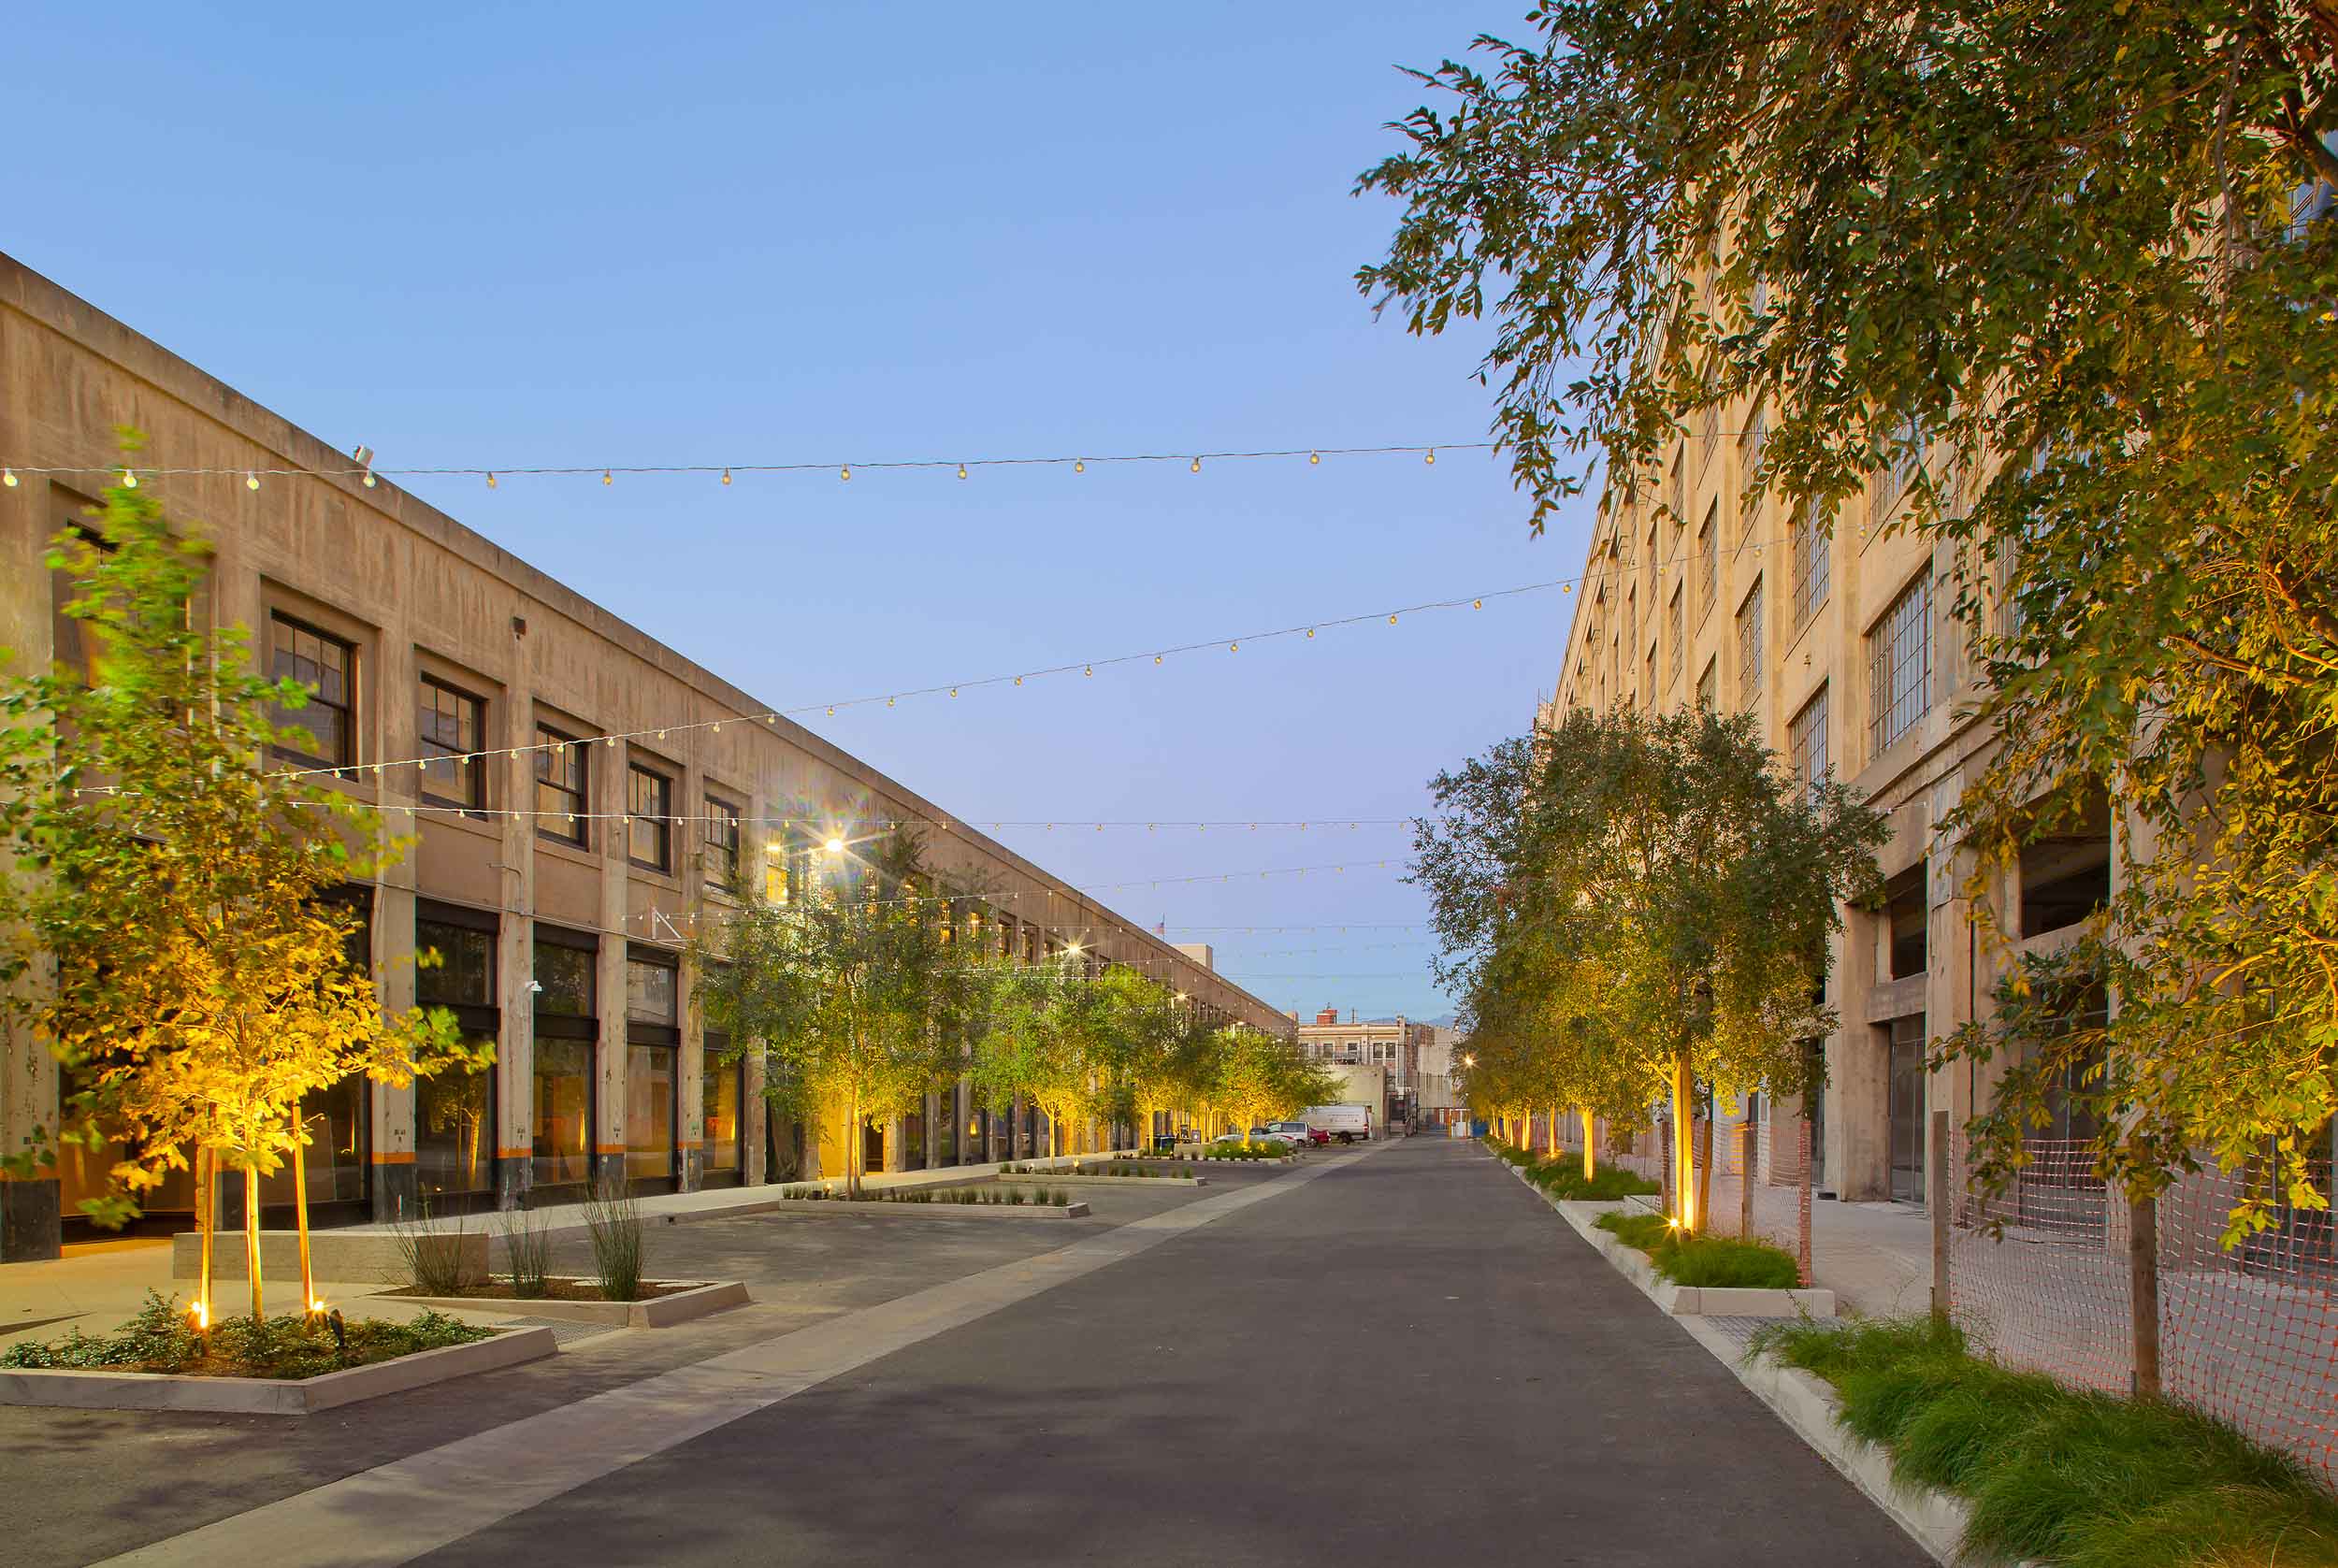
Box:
1299 1103 1373 1144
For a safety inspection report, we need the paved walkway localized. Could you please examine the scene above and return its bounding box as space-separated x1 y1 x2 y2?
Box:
12 1138 1926 1567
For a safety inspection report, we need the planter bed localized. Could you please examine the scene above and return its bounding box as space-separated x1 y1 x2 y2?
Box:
382 1278 748 1330
1024 1172 1208 1188
0 1325 556 1416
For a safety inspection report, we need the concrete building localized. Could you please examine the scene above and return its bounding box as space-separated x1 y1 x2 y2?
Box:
0 252 1296 1261
1413 1027 1464 1123
1293 1006 1432 1110
1534 323 2100 1205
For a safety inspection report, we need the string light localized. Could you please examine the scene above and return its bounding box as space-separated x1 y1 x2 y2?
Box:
1425 448 1436 465
1190 456 1202 473
602 469 613 485
721 467 732 485
250 574 1575 786
122 468 137 488
1 469 14 487
1308 451 1320 465
485 472 498 489
245 471 261 491
840 465 851 482
1075 458 1086 474
957 463 968 481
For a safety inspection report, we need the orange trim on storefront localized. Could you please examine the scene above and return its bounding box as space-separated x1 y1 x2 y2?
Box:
592 1144 627 1155
494 1147 531 1159
370 1152 416 1165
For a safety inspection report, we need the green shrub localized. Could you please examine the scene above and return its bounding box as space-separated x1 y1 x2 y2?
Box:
392 1198 483 1296
1746 1315 2338 1568
582 1180 645 1302
1529 1160 1661 1201
0 1291 489 1379
497 1207 555 1299
1594 1211 1799 1288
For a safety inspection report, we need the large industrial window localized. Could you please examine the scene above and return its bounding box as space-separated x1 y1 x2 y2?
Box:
1736 577 1765 704
1789 684 1830 803
703 797 742 892
535 725 588 846
532 931 597 1191
269 613 354 770
628 763 672 871
1698 500 1718 620
1868 569 1934 755
1667 584 1684 687
416 910 497 1201
417 676 486 813
1790 499 1830 630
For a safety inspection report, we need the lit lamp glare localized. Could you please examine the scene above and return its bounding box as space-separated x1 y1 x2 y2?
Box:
822 836 845 856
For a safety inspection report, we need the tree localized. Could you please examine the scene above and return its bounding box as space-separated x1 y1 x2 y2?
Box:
1091 967 1191 1152
1207 1026 1336 1146
695 829 966 1195
1359 3 2338 1232
970 949 1119 1158
0 456 468 1322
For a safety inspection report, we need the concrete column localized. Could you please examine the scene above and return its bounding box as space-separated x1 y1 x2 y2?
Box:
743 1051 768 1184
368 633 419 1223
496 666 536 1211
593 740 628 1195
679 944 705 1192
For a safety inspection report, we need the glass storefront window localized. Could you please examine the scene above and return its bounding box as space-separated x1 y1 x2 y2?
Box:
702 1043 741 1173
627 1043 676 1181
417 921 494 1007
626 957 677 1025
533 1039 593 1187
935 1089 958 1163
262 1073 368 1206
534 942 595 1017
417 1052 494 1198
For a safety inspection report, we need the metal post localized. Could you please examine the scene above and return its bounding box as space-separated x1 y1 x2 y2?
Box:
1929 1109 1950 1319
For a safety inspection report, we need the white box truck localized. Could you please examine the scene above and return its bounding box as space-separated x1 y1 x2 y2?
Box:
1300 1103 1373 1144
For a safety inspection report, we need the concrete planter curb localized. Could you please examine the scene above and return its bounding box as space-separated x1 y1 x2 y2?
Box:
1514 1165 1837 1318
1022 1173 1208 1188
0 1324 556 1416
762 1198 1091 1219
384 1279 749 1329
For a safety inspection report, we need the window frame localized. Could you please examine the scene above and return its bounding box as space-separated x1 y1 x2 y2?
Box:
416 674 488 814
703 795 743 893
267 611 357 772
1736 576 1765 706
1790 498 1831 631
1867 568 1935 756
535 724 589 847
627 761 673 873
1789 683 1831 804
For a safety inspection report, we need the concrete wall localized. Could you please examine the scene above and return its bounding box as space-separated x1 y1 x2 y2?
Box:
0 251 1286 1259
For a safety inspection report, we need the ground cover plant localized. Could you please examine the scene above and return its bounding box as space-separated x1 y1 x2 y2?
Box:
1595 1210 1799 1289
0 1290 489 1379
1525 1158 1658 1203
1204 1139 1290 1160
1747 1316 2338 1568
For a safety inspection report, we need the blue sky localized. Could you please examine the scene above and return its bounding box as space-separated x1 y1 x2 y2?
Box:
4 2 1593 1022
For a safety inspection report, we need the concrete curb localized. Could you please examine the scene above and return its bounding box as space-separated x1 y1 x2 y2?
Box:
758 1198 1092 1219
1016 1173 1209 1188
383 1279 750 1329
1508 1163 1836 1318
0 1324 556 1416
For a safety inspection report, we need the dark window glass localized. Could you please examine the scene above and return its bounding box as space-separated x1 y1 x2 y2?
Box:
417 920 494 1007
533 1039 592 1187
1868 570 1934 755
418 677 486 813
269 613 355 770
628 765 671 871
417 1052 494 1198
626 1043 676 1181
704 798 741 892
703 1043 742 1172
533 941 595 1018
535 725 588 845
627 957 678 1025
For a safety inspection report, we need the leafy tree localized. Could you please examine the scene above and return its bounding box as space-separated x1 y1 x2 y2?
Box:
1359 3 2338 1230
1091 967 1193 1151
969 950 1111 1158
0 457 469 1320
1206 1026 1336 1145
695 830 968 1195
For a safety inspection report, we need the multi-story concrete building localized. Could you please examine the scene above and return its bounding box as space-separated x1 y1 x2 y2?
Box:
0 252 1295 1261
1294 1007 1431 1089
1534 351 2104 1205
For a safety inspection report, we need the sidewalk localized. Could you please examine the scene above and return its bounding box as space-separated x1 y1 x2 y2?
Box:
1807 1199 1932 1318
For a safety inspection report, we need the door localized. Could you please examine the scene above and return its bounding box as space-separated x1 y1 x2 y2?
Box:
1887 1014 1927 1205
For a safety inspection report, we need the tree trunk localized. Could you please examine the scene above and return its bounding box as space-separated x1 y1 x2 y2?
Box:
1696 1114 1713 1238
195 1145 214 1331
1543 1106 1558 1159
243 1157 265 1322
848 1086 861 1197
1580 1109 1596 1182
1740 1119 1756 1242
2131 1191 2161 1400
1671 1053 1697 1233
292 1110 315 1314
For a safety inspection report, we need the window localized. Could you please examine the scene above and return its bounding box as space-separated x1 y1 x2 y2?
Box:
1668 451 1684 524
1698 500 1718 618
416 911 496 1199
416 919 494 1007
1696 658 1717 711
269 613 354 770
703 797 742 893
1790 499 1830 630
1624 586 1637 656
1736 578 1765 705
1645 643 1657 703
417 676 486 813
703 1040 743 1175
627 954 679 1027
1667 585 1684 687
627 763 672 871
1872 416 1926 522
535 725 588 845
1868 569 1934 755
626 950 681 1186
532 933 596 1189
1739 404 1768 526
1789 685 1830 803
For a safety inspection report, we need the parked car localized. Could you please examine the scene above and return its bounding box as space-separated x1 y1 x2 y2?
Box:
1267 1119 1324 1148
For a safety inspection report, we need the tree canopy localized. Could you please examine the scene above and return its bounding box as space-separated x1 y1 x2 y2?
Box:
1362 4 2338 1229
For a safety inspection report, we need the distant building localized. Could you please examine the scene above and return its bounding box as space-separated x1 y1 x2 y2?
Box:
1294 1006 1432 1092
1414 1027 1464 1120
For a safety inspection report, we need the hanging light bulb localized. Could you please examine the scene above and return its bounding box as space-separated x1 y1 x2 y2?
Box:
1308 451 1321 465
362 468 377 487
887 697 894 707
121 468 137 488
1305 627 1315 639
485 472 498 489
840 465 851 482
949 686 959 698
602 469 613 485
1190 456 1202 473
1 468 15 487
1473 598 1483 610
1563 583 1573 594
1014 676 1023 686
1424 448 1436 465
957 463 968 481
721 467 732 485
1084 665 1093 678
245 471 261 491
827 705 835 717
1153 654 1162 665
1229 640 1238 653
1075 458 1086 474
1388 613 1398 626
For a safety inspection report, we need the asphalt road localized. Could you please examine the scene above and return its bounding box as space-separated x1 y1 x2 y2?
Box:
404 1136 1927 1567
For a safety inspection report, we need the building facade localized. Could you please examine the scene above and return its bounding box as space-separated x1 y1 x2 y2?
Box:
1294 1007 1431 1093
1534 346 2101 1204
0 252 1295 1261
